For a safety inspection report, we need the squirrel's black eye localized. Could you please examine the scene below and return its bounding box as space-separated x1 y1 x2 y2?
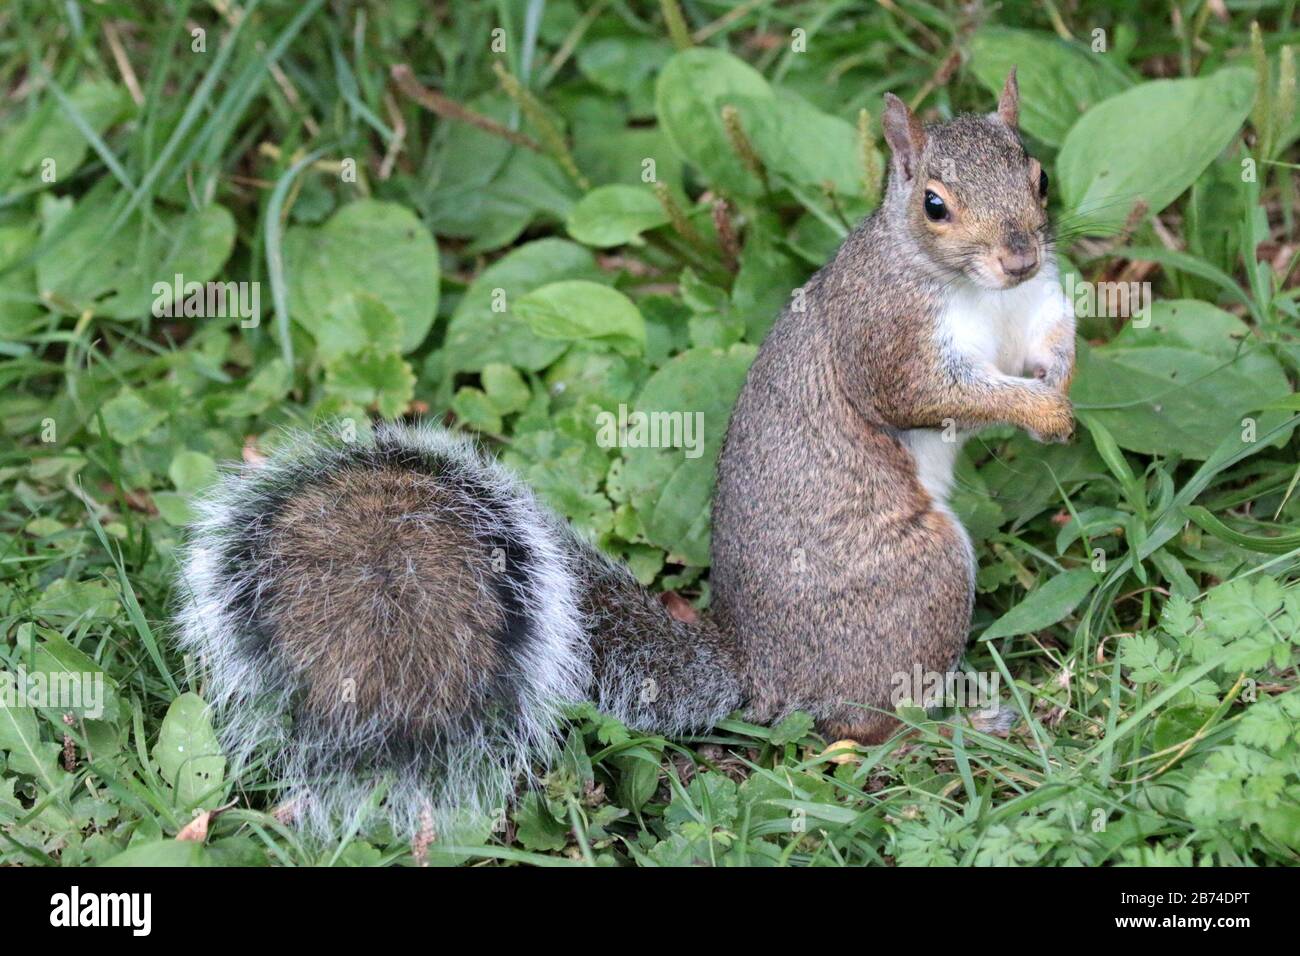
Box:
923 189 949 222
1038 168 1049 198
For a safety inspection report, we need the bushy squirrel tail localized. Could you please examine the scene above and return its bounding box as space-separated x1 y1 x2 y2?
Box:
175 422 742 838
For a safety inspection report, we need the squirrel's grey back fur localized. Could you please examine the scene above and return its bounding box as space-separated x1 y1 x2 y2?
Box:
176 422 740 838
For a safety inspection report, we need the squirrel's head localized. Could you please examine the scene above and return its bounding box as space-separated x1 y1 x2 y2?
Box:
881 70 1050 291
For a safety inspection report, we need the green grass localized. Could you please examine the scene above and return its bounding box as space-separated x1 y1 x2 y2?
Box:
2 0 1299 866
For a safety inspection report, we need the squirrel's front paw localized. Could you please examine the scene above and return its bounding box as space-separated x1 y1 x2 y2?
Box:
1027 393 1074 444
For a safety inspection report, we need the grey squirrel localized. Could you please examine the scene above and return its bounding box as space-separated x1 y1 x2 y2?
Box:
176 71 1075 838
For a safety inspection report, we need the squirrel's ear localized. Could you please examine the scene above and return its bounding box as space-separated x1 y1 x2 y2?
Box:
997 68 1020 128
881 92 926 181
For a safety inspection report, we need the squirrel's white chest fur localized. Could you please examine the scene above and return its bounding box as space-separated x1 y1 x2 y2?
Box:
901 269 1068 507
943 267 1066 376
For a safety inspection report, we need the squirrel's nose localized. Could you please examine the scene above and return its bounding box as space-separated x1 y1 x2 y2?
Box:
997 250 1039 281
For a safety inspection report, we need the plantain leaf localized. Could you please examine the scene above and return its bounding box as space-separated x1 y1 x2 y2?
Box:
1058 68 1255 232
980 567 1098 641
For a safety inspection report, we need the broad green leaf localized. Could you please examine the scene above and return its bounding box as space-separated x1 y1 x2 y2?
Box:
1058 68 1254 232
611 749 661 813
514 791 568 852
153 693 226 811
655 48 773 198
285 200 439 353
100 840 208 867
1260 805 1300 851
0 692 64 792
507 426 615 535
425 94 579 253
216 357 294 420
325 350 415 420
542 346 645 413
481 363 531 415
950 458 1005 544
980 567 1098 640
656 49 874 200
576 36 673 104
0 80 132 188
514 280 646 356
99 389 167 444
153 492 195 527
37 187 235 319
441 238 602 375
664 772 739 829
25 633 122 724
452 386 503 434
1151 704 1216 753
0 224 41 336
731 227 807 341
969 28 1131 146
31 580 120 623
978 433 1104 528
679 267 730 314
566 185 668 247
734 90 873 197
574 125 684 190
311 293 403 362
169 450 217 495
620 344 757 565
768 710 816 746
1072 300 1290 459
